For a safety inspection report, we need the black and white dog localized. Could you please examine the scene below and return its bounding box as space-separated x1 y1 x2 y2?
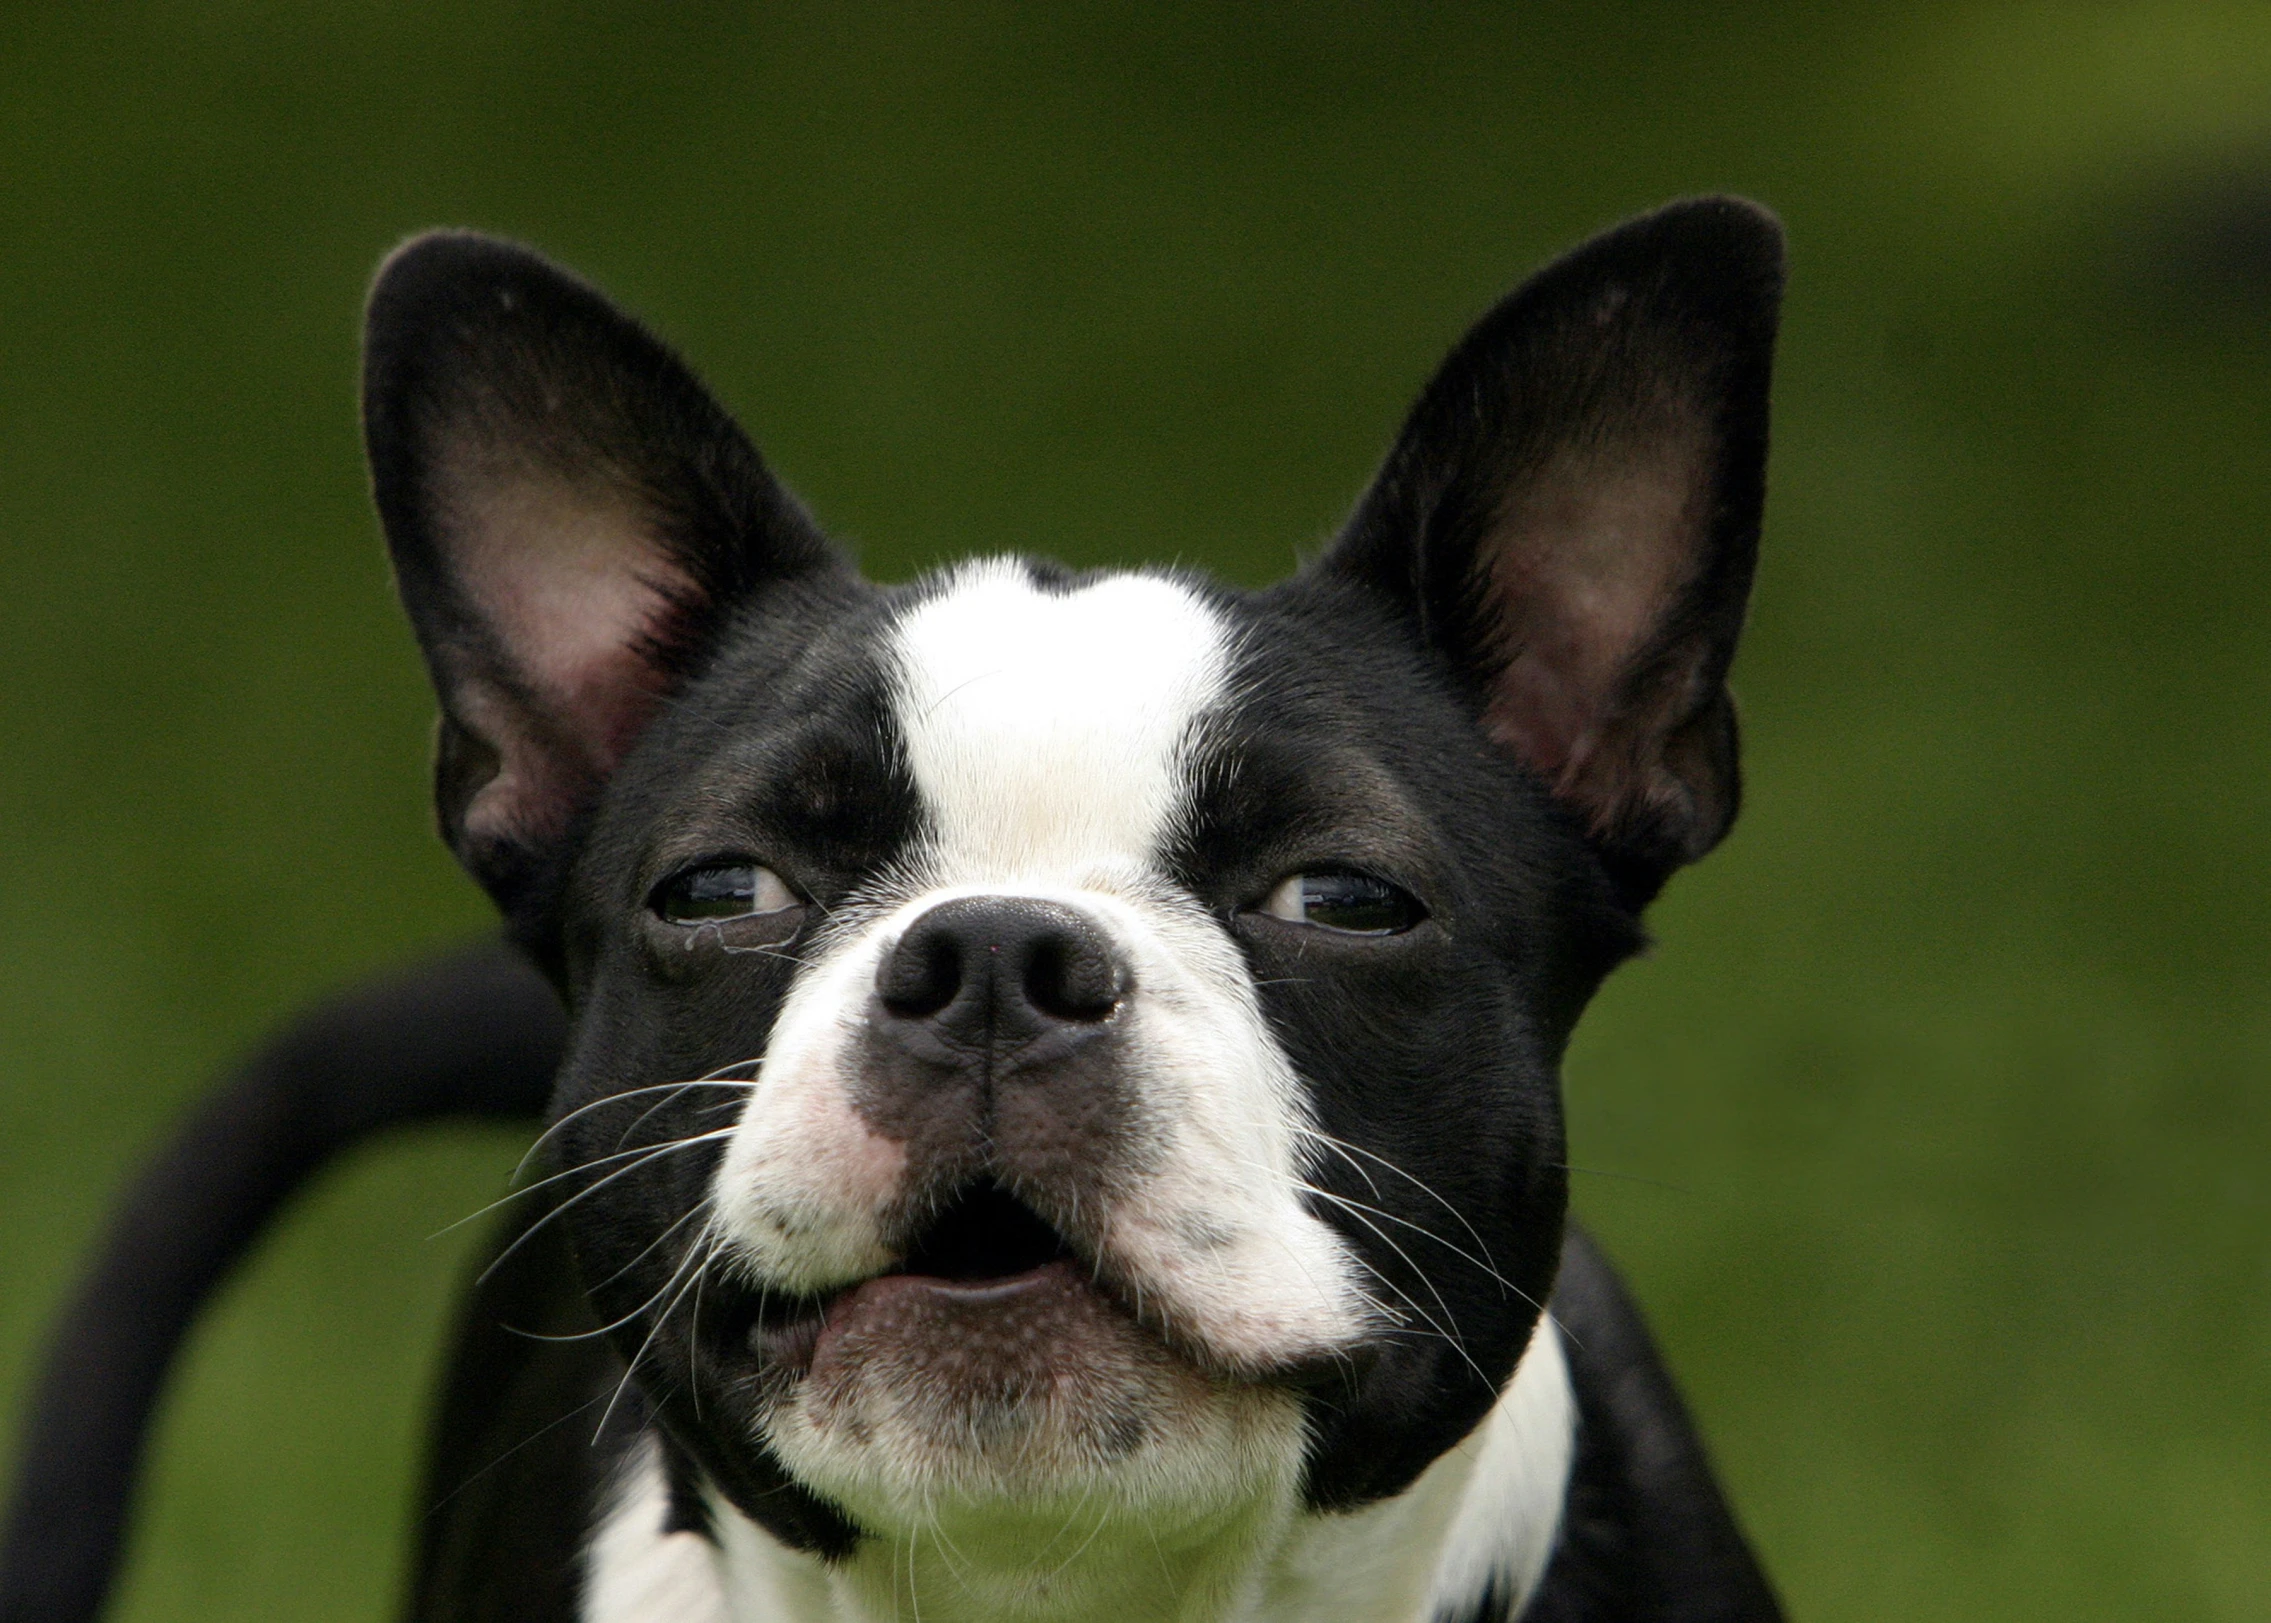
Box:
3 197 1784 1623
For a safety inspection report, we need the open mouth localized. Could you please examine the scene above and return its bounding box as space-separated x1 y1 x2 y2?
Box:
720 1181 1098 1376
896 1182 1075 1285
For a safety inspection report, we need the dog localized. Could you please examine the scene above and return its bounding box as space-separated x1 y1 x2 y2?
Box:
1 196 1784 1623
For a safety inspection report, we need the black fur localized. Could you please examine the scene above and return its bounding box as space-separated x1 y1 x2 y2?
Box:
0 939 564 1623
409 1191 618 1623
1325 197 1779 909
1501 1229 1783 1622
2 199 1787 1623
363 231 856 939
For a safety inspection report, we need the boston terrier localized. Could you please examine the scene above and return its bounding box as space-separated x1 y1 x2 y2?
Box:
0 197 1784 1623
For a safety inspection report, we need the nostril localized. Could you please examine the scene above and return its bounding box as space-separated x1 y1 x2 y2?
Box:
877 896 1128 1038
1024 936 1122 1022
880 930 962 1019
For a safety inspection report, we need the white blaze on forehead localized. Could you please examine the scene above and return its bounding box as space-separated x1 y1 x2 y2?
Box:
713 556 1381 1538
889 561 1230 878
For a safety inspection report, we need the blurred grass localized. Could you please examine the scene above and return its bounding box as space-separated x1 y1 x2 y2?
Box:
1 3 2267 1619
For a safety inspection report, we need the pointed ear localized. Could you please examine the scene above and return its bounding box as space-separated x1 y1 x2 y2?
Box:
1318 197 1784 907
363 232 851 914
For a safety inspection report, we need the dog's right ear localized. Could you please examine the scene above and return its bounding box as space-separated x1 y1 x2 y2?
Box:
364 232 849 920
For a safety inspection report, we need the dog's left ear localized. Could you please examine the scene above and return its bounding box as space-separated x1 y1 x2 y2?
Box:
364 232 851 922
1319 197 1784 907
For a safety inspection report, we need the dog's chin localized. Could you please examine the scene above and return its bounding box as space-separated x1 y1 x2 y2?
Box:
736 1194 1309 1528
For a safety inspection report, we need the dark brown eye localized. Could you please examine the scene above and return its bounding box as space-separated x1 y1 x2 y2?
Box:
652 863 801 924
1256 869 1426 935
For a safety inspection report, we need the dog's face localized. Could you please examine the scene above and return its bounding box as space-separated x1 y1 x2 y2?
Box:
560 559 1605 1549
364 200 1779 1582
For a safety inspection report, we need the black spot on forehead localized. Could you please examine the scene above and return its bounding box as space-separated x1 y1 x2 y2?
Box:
710 678 922 874
1171 575 1637 973
1164 586 1466 883
1168 710 1447 914
586 578 928 894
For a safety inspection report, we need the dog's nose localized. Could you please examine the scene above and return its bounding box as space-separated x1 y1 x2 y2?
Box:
877 897 1126 1050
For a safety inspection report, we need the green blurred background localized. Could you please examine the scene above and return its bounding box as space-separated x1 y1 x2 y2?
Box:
3 3 2268 1618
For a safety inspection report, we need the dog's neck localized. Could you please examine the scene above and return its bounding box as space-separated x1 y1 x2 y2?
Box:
584 1323 1573 1623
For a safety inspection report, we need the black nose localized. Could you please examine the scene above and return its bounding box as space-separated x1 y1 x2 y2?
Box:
877 897 1127 1050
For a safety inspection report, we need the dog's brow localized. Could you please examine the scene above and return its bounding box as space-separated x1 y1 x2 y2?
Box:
886 561 1229 884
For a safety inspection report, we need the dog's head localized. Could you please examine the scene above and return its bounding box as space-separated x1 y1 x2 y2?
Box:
365 200 1780 1573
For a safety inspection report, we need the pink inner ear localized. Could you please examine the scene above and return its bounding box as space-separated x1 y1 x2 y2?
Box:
1480 428 1707 806
442 464 693 842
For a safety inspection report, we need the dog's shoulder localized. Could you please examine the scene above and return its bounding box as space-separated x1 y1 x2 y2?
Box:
1507 1227 1782 1623
407 1200 629 1623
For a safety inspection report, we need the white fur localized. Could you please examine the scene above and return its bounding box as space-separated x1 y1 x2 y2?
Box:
584 1435 729 1623
582 1322 1575 1623
712 561 1376 1369
1267 1319 1576 1622
669 562 1574 1622
892 561 1229 878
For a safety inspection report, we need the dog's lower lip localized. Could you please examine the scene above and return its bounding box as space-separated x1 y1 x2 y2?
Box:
744 1262 1076 1366
824 1259 1120 1369
828 1258 1080 1332
863 1259 1067 1302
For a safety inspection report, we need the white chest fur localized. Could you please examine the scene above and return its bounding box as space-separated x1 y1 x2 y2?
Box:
583 1319 1573 1623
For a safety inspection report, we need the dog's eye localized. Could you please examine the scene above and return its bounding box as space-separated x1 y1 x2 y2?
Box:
1256 870 1426 935
652 863 802 924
